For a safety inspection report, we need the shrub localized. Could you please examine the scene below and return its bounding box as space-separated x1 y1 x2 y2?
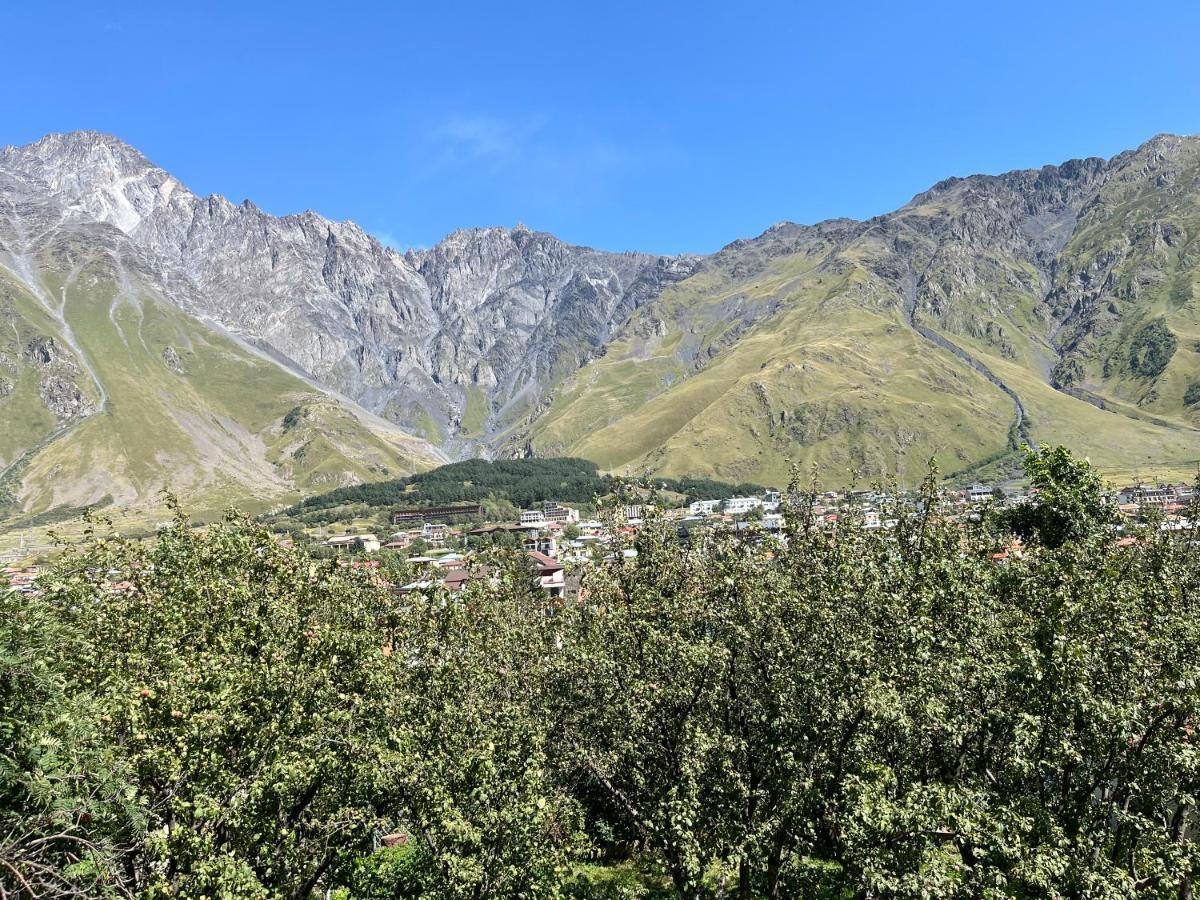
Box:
1127 316 1177 378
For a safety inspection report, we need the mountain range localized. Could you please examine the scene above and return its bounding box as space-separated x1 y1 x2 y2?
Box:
2 130 1200 523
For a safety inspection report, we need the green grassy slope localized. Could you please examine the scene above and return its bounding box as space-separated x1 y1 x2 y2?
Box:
523 146 1200 486
526 245 1017 486
1050 139 1200 429
0 248 439 526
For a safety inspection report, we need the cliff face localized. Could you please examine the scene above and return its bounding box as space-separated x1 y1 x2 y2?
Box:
0 135 442 519
0 132 699 454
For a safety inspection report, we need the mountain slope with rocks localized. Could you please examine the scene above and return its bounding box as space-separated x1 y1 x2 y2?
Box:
1 132 699 456
521 135 1200 484
2 130 1200 518
0 144 442 523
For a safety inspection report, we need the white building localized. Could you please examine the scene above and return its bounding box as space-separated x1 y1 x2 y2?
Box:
542 502 580 524
724 497 762 515
689 499 722 516
523 534 559 557
422 523 449 545
967 484 993 504
519 509 548 526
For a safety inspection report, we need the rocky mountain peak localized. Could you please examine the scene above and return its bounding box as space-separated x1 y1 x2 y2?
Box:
1 130 188 235
0 133 692 454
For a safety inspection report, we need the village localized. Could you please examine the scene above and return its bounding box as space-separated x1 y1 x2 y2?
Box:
5 478 1198 600
46 477 1171 604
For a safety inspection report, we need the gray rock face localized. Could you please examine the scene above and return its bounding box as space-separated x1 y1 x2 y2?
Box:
38 374 95 422
0 132 698 453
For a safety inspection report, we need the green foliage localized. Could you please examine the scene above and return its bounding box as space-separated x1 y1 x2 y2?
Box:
275 457 766 526
337 843 428 899
0 581 136 898
1170 271 1194 309
384 567 585 897
283 457 606 521
564 861 675 898
994 445 1115 548
1127 316 1178 378
1186 381 1200 407
281 403 306 431
39 505 399 897
545 462 1200 897
6 450 1200 898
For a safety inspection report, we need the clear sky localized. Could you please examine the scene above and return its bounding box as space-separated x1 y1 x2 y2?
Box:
4 1 1198 255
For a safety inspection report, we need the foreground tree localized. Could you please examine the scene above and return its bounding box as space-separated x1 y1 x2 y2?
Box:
0 583 135 899
39 507 399 898
3 449 1198 898
376 551 585 898
994 444 1115 548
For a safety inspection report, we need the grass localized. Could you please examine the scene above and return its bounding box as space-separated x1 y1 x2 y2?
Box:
458 385 489 437
523 141 1200 489
530 253 1016 487
1 255 437 529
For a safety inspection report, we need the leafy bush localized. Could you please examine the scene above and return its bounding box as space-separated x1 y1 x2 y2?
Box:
1127 316 1177 378
7 450 1200 898
1186 381 1200 407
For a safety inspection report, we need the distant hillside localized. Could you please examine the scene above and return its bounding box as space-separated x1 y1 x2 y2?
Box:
518 136 1200 485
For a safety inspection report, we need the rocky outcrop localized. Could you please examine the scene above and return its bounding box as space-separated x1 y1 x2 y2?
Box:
162 345 184 375
38 374 95 422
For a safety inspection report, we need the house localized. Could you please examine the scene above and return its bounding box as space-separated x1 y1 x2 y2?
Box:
442 568 472 592
527 551 566 598
421 523 449 545
989 538 1025 563
762 512 784 531
578 519 606 537
1 566 39 595
324 534 380 553
523 533 558 557
623 504 644 522
519 509 548 527
542 502 580 524
689 499 722 516
724 497 762 515
385 531 413 550
763 490 782 505
967 484 994 504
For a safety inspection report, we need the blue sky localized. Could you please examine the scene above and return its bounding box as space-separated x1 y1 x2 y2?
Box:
4 1 1198 254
